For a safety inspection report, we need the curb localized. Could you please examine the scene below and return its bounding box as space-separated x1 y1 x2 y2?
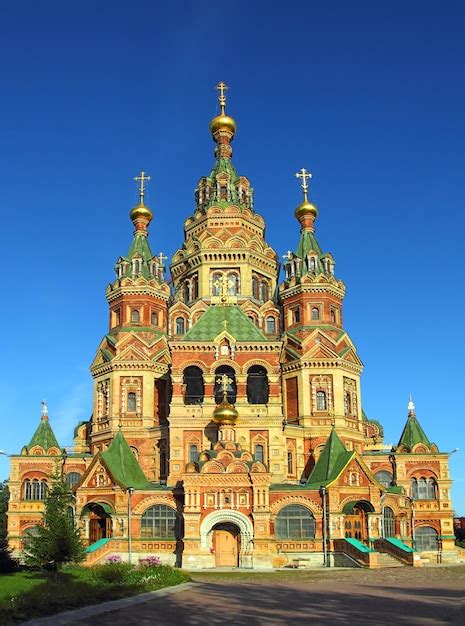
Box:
22 582 195 625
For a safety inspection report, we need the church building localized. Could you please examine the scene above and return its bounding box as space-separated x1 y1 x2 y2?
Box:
6 84 457 568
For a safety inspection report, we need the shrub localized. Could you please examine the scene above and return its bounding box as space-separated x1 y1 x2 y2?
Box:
91 562 133 584
139 556 161 567
107 554 122 563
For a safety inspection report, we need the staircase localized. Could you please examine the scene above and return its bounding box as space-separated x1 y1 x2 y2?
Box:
84 538 113 565
376 552 405 568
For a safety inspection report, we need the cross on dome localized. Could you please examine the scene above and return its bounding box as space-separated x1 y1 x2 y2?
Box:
295 168 312 201
216 81 228 114
134 171 152 204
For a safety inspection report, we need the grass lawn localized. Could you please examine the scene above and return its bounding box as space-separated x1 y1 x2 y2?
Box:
0 565 190 624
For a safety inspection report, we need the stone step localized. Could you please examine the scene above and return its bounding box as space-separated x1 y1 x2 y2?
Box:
376 552 405 567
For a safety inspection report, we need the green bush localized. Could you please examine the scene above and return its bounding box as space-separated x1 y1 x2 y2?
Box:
91 562 133 584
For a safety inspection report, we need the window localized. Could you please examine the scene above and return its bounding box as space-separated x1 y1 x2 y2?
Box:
287 451 294 474
183 281 190 303
189 444 199 463
266 316 276 334
228 273 239 295
133 260 141 275
276 505 316 539
22 525 41 551
66 472 82 488
415 526 438 551
151 311 158 326
311 307 320 320
214 365 237 404
259 280 269 302
246 365 269 404
192 275 199 300
114 308 121 327
140 505 178 538
254 444 264 463
212 272 222 296
383 506 395 538
183 366 204 405
252 276 259 299
330 308 336 323
292 307 300 324
127 392 137 412
131 309 140 323
175 317 185 334
24 479 47 500
412 477 436 500
375 471 393 489
344 391 352 415
309 257 316 273
316 390 327 411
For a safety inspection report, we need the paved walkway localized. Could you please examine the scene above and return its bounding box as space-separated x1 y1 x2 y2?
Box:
70 578 465 625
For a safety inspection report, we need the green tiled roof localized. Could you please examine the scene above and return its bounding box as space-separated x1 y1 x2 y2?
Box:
183 305 267 341
296 230 323 264
397 414 431 451
306 427 354 489
27 418 60 451
101 430 152 490
117 233 155 280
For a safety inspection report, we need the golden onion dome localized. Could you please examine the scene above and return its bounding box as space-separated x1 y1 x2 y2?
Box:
210 113 236 137
130 202 153 223
295 199 318 221
212 399 239 424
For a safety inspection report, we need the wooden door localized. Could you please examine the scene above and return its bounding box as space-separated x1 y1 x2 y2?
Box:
89 518 102 543
214 529 238 567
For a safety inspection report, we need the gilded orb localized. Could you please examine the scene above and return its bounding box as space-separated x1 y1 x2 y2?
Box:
212 399 239 424
210 113 236 136
130 202 153 223
294 199 318 221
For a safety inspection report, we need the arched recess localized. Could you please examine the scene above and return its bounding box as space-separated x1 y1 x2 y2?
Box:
246 365 269 404
200 509 254 567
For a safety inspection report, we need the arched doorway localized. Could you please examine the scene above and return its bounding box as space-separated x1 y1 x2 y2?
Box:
212 523 240 567
81 502 113 544
200 509 254 568
343 500 374 545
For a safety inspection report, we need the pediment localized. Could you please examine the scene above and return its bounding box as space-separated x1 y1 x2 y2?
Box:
78 455 118 490
114 344 151 362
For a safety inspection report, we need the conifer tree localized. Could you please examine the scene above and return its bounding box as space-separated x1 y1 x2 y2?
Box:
0 481 17 572
25 469 85 574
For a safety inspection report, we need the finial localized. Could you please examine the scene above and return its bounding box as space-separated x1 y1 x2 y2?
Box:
118 417 123 429
41 399 48 420
157 252 168 268
134 171 152 205
283 250 293 261
216 81 228 115
295 168 312 202
408 394 416 417
216 374 233 402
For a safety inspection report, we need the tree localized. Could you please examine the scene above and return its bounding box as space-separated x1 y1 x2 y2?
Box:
25 469 85 574
0 481 17 572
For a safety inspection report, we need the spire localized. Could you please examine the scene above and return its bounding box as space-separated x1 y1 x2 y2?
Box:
129 170 153 235
397 398 432 452
27 401 60 451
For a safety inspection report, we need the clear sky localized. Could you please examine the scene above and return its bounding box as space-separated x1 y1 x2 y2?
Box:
0 1 464 511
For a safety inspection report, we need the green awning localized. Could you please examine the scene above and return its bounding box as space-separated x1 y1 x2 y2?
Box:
80 501 114 516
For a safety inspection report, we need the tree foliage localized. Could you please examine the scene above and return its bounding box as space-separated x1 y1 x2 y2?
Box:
0 481 17 572
24 469 85 572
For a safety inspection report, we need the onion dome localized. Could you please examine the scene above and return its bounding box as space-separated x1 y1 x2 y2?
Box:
130 201 153 224
130 171 153 233
295 199 318 220
210 81 236 140
212 398 239 424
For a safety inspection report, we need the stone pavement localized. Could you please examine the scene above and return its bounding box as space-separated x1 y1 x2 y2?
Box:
69 578 465 626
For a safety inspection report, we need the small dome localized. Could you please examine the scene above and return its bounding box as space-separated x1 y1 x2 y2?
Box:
295 199 318 221
130 202 153 223
212 399 239 424
210 113 236 137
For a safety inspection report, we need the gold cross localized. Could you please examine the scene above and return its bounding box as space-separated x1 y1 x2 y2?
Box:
283 250 293 261
134 170 152 204
216 81 228 114
295 168 312 202
157 252 168 268
216 373 233 400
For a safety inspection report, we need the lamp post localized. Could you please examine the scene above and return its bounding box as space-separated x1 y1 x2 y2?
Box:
127 487 134 564
319 486 328 567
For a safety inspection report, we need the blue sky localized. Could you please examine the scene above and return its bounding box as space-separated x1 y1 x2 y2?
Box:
0 1 464 511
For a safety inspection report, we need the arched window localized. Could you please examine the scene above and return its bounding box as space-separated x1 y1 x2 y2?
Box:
127 392 137 412
276 505 316 539
414 477 437 500
133 260 141 275
259 280 269 302
175 317 185 335
383 506 395 538
375 470 393 489
309 256 316 273
214 365 237 404
189 444 199 463
22 525 41 551
24 479 32 500
38 480 47 500
228 273 239 295
212 272 223 296
140 505 178 539
254 444 264 463
330 308 336 323
131 309 140 323
311 307 320 321
252 276 259 299
66 472 82 488
31 479 40 500
151 311 158 326
316 390 327 411
183 281 190 303
415 526 438 551
292 307 300 324
192 275 199 300
266 316 276 334
287 451 294 474
246 365 269 404
411 477 418 499
183 366 204 405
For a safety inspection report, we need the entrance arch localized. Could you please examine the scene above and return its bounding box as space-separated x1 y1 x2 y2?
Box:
200 510 254 568
81 502 113 543
343 500 375 545
212 523 240 567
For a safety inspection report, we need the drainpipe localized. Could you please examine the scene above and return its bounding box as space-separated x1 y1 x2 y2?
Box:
320 486 328 567
411 496 415 550
127 487 134 564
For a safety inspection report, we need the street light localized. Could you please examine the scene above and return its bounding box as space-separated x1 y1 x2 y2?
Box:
319 486 328 567
127 487 134 565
